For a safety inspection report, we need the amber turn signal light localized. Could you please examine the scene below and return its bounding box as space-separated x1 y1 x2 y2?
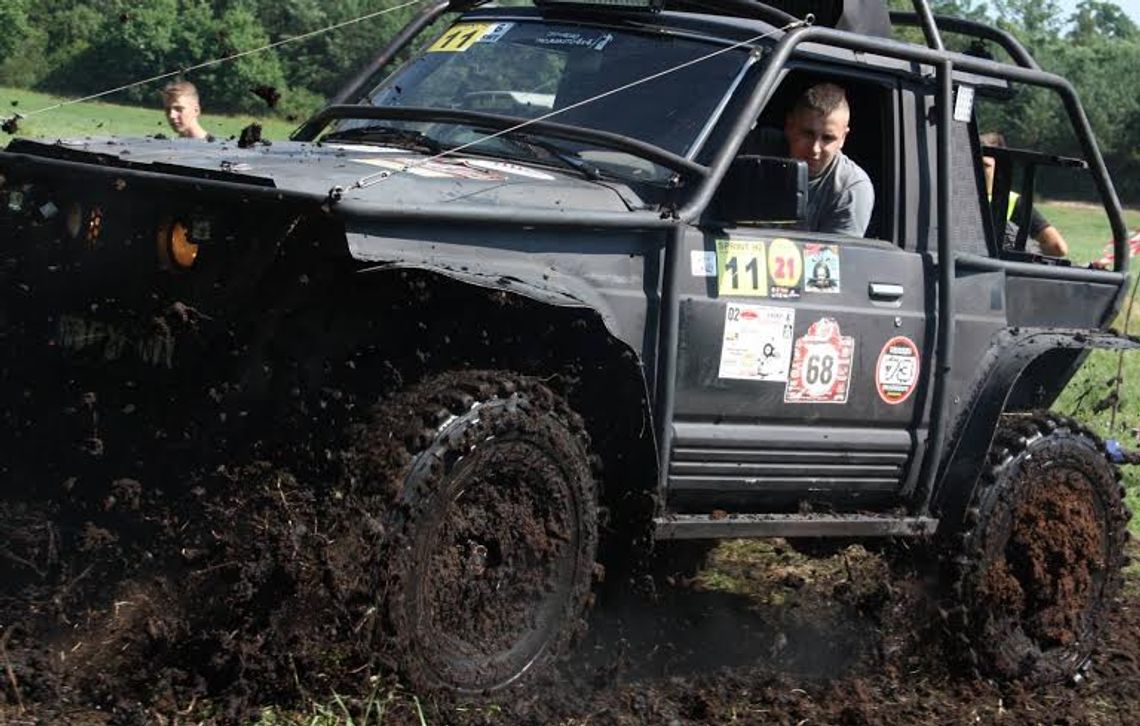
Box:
157 218 199 269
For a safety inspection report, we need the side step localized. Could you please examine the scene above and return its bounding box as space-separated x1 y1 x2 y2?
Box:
654 513 939 540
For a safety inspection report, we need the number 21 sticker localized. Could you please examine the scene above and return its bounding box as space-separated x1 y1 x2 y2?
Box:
767 238 803 299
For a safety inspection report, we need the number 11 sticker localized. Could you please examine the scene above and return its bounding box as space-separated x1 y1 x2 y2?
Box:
716 239 768 297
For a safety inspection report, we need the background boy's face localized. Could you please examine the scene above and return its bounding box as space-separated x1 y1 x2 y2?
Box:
785 106 850 177
164 94 200 137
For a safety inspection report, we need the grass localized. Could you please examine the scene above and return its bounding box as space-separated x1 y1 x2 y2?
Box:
1038 200 1140 532
1 85 298 142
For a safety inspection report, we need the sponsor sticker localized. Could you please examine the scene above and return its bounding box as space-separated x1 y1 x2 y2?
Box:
716 238 768 297
691 250 717 277
784 317 854 404
464 159 554 180
353 157 505 181
766 237 803 299
535 31 614 50
804 243 841 293
718 303 795 382
875 335 921 405
428 22 508 52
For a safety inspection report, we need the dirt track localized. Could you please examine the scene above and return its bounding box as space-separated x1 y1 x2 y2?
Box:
2 477 1138 726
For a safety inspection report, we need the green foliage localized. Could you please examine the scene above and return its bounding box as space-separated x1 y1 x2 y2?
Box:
0 0 31 60
1070 0 1138 40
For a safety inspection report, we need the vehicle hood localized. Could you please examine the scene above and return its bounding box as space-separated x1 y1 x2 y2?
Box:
3 136 643 213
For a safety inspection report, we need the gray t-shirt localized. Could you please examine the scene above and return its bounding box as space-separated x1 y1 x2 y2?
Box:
797 152 874 236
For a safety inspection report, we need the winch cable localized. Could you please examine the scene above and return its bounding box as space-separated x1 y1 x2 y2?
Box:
345 17 814 191
2 0 429 125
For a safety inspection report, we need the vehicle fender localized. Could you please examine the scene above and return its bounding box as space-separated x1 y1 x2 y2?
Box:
343 230 656 357
932 327 1140 534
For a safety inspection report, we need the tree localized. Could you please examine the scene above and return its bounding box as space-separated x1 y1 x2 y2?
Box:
0 0 31 60
1069 0 1138 41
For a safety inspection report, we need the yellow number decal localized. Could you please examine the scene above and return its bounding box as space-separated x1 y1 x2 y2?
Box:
716 239 769 297
767 237 803 289
428 23 491 52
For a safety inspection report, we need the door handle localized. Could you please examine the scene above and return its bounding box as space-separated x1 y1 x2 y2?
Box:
869 282 905 300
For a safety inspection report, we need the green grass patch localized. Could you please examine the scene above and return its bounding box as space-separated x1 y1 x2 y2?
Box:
1 85 298 142
1037 200 1140 267
1040 199 1140 534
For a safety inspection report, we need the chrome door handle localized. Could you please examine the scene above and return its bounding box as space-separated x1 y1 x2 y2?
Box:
869 282 905 300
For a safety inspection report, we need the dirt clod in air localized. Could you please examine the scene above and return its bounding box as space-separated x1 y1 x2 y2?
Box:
251 85 281 109
237 122 263 149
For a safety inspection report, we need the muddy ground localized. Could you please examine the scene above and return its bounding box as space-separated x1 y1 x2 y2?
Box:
1 467 1138 726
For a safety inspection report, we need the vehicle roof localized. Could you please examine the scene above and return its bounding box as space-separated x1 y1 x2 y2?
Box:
462 5 1024 85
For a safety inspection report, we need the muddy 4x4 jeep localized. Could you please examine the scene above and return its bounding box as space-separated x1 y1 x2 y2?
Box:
2 0 1138 696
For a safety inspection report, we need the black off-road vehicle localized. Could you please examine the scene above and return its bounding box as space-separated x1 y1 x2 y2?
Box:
1 0 1137 697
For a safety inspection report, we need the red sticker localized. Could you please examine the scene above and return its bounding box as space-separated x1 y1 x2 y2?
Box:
784 318 854 404
876 336 920 405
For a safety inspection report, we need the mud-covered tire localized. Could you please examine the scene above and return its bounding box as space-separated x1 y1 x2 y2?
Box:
944 413 1130 684
353 371 599 694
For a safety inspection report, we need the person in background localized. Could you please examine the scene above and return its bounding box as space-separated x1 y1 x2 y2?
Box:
785 83 874 237
162 80 210 140
980 131 1068 257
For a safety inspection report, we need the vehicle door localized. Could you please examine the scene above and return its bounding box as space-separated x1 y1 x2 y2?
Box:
668 72 935 513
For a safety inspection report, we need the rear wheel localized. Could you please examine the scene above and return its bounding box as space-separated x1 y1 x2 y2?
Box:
943 414 1130 683
356 371 599 694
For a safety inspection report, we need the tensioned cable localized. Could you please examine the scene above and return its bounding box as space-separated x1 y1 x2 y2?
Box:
345 17 812 190
6 0 428 122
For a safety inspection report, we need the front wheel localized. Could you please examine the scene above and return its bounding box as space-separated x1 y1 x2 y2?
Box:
363 371 599 694
943 413 1130 684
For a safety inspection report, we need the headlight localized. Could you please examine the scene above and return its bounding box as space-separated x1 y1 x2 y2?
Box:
157 218 199 270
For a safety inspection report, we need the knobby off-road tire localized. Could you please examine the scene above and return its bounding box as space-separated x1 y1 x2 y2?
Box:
352 370 599 695
944 413 1130 684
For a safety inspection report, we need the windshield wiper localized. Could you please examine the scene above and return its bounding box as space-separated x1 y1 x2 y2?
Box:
497 132 604 181
320 125 444 154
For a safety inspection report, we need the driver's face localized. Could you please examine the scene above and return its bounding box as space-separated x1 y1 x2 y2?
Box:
165 94 201 137
785 106 850 178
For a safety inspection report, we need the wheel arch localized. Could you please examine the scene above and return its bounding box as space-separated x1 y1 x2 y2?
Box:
931 328 1140 535
340 265 662 524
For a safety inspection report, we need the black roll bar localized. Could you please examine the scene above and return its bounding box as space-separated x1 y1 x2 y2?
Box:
890 11 1039 69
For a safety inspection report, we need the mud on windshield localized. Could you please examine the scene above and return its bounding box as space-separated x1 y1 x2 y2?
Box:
342 19 750 182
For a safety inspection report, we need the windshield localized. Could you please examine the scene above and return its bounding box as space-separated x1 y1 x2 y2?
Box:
333 19 749 181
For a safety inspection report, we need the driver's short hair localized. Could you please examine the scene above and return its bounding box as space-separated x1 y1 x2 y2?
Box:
791 83 849 117
979 131 1007 148
162 80 200 104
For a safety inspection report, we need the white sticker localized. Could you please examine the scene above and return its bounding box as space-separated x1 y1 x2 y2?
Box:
876 336 921 405
954 85 975 123
718 304 795 382
477 22 514 44
691 250 717 277
784 318 854 404
353 157 504 180
465 159 555 180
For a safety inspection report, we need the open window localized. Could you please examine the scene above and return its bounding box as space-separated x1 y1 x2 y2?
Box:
973 83 1115 268
707 69 896 242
